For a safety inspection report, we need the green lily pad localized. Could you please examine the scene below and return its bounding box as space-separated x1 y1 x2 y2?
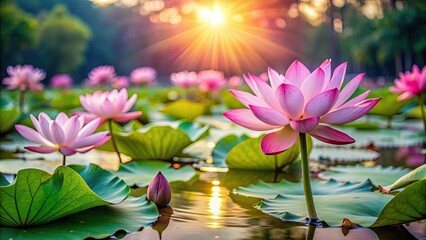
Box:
256 191 394 227
0 108 20 134
114 160 197 187
234 179 373 199
318 165 410 186
211 134 249 168
161 99 207 121
368 89 410 117
47 91 81 111
372 179 426 227
405 105 424 119
114 121 208 161
222 91 245 109
310 148 380 163
0 195 159 240
224 135 312 171
0 164 130 226
382 164 426 192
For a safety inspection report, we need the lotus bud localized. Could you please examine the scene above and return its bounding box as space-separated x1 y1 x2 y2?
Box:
147 171 171 207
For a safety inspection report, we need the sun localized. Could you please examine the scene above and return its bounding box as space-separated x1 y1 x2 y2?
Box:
198 4 225 27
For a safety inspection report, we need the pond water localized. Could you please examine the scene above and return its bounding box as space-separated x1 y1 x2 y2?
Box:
0 136 425 240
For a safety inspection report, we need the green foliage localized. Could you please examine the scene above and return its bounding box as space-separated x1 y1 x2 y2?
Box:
319 165 410 186
257 191 394 227
110 121 208 161
234 179 373 199
0 2 39 70
383 164 426 192
368 88 410 117
161 99 207 121
114 160 197 187
0 196 159 240
220 134 312 171
0 164 129 227
372 179 426 227
39 5 91 73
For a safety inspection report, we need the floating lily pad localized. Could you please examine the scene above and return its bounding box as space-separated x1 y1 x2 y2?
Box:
161 99 207 121
113 121 208 161
222 135 312 171
0 164 130 226
405 105 424 119
382 164 426 192
114 160 197 187
310 148 380 163
211 134 249 168
0 196 159 240
372 179 426 227
368 89 410 118
313 128 424 148
257 191 394 227
0 108 20 134
318 165 410 186
234 179 373 199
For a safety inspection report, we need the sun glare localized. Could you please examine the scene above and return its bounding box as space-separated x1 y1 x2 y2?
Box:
198 4 225 26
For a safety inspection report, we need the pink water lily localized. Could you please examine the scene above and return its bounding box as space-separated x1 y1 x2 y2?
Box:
130 67 157 85
78 88 142 124
50 74 73 90
15 113 110 164
224 60 381 155
2 65 45 92
170 71 198 88
112 76 130 89
389 65 426 101
85 65 116 87
227 76 243 88
197 69 226 92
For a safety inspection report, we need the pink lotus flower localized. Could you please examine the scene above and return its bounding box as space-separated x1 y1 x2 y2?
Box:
170 71 198 88
111 76 130 89
2 65 45 92
130 67 157 85
15 112 110 156
197 70 226 92
227 76 243 88
147 171 171 207
85 65 116 87
258 72 269 82
78 88 142 124
224 60 381 154
50 74 73 90
389 65 426 101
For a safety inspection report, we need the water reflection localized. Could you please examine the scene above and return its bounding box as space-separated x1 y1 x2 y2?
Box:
208 185 222 227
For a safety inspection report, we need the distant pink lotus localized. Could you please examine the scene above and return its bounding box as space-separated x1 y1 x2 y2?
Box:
15 112 110 156
227 76 243 88
170 71 198 88
130 67 157 85
50 74 73 90
86 65 116 87
78 88 142 124
258 72 269 82
2 65 45 92
224 60 381 154
112 76 130 89
197 70 226 92
389 65 426 101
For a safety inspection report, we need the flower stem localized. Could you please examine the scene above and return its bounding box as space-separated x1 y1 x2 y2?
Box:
299 133 318 221
62 154 66 166
419 94 426 135
108 119 123 164
18 90 26 113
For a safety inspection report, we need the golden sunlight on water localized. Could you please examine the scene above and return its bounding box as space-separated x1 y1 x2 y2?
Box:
208 185 223 228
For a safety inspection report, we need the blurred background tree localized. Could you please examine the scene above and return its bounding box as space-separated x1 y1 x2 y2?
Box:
38 5 91 75
0 0 39 72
